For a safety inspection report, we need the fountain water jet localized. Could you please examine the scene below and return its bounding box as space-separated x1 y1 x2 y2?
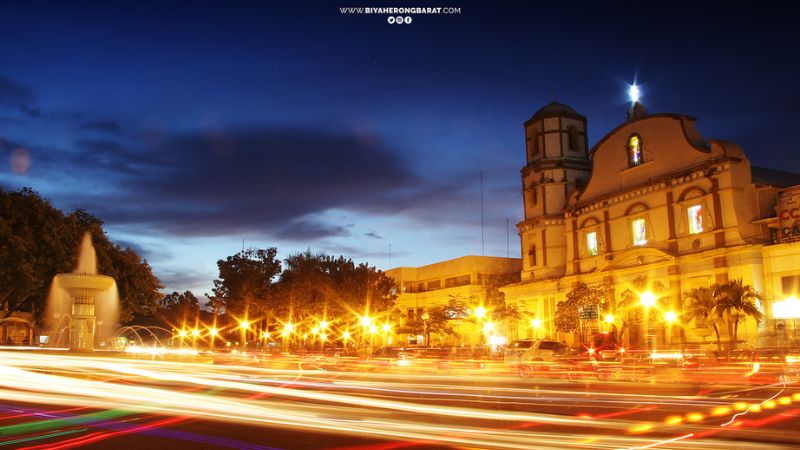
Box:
47 232 118 351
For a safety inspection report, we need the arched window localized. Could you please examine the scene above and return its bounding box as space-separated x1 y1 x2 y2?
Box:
627 134 643 167
528 245 537 267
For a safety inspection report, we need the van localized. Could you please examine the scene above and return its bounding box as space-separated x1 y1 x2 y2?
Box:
504 339 570 366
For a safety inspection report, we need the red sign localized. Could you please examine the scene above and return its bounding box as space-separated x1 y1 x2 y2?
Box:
778 186 800 243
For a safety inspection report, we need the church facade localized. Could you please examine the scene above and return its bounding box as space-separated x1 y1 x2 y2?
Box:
501 102 800 350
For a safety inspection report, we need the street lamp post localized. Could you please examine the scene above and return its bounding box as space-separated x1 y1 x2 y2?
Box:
640 291 656 353
208 326 218 351
531 318 541 339
474 306 487 347
421 312 430 347
664 311 677 349
239 320 250 350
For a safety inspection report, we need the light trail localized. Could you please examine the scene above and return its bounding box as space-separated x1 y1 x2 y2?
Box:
0 351 795 449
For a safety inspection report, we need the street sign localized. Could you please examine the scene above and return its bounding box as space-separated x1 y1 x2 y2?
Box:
578 305 599 320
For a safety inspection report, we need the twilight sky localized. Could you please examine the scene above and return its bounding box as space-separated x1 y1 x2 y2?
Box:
2 1 799 296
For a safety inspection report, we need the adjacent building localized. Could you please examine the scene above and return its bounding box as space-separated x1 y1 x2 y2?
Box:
386 255 521 347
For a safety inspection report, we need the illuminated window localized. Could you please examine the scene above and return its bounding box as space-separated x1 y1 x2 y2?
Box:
628 134 643 167
632 218 647 246
586 231 598 256
528 245 537 266
687 204 703 234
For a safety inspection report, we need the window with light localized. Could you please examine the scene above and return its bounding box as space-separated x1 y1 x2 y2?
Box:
632 218 647 246
628 134 643 167
586 231 598 256
687 204 703 234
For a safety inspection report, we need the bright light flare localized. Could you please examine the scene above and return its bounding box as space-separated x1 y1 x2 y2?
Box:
629 83 641 103
640 291 656 307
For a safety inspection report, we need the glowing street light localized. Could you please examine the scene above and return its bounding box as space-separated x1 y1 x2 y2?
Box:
530 318 541 339
664 311 677 323
474 306 486 319
640 291 656 307
238 320 251 348
604 314 615 324
319 320 329 329
191 328 201 338
208 327 218 351
342 330 351 341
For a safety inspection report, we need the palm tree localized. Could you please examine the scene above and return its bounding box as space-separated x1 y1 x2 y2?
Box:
713 279 763 350
683 287 722 352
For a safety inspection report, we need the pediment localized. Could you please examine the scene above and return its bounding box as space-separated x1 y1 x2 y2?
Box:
602 247 674 271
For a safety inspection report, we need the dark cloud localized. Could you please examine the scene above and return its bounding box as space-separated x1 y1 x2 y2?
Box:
39 126 480 241
0 75 40 117
79 120 125 135
365 231 383 240
114 239 171 263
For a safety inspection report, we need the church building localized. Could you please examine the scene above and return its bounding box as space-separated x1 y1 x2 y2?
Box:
501 101 800 350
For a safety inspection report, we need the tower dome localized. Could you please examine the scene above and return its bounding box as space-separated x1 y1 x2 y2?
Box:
526 101 585 124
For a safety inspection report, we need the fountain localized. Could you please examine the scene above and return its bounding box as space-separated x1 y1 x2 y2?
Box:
47 232 118 351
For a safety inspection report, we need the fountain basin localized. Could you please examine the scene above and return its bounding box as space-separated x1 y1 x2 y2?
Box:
54 273 116 292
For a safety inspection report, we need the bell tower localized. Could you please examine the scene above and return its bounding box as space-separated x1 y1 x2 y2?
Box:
519 102 591 280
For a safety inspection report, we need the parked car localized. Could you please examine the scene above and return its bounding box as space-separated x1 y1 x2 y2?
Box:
505 339 572 374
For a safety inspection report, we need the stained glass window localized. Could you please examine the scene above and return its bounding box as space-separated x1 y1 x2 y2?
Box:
628 135 643 167
632 218 647 246
687 204 703 234
586 231 598 256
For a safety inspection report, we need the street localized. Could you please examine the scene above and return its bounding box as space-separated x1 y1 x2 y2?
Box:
1 349 799 449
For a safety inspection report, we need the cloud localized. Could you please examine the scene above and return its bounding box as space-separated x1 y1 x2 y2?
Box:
79 119 125 135
158 268 217 295
8 122 497 245
37 126 441 240
0 75 40 117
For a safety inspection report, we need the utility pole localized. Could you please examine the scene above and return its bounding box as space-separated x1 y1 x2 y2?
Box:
506 218 509 258
480 172 485 256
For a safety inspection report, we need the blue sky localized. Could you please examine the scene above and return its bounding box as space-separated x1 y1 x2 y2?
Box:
2 1 799 296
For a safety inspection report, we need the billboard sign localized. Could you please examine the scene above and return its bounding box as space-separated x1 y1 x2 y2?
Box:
778 186 800 243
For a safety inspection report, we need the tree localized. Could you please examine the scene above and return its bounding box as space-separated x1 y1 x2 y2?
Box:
0 187 162 325
211 248 282 318
158 291 200 327
713 279 763 350
554 282 610 342
274 251 397 327
0 188 77 320
397 296 471 339
683 286 723 352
